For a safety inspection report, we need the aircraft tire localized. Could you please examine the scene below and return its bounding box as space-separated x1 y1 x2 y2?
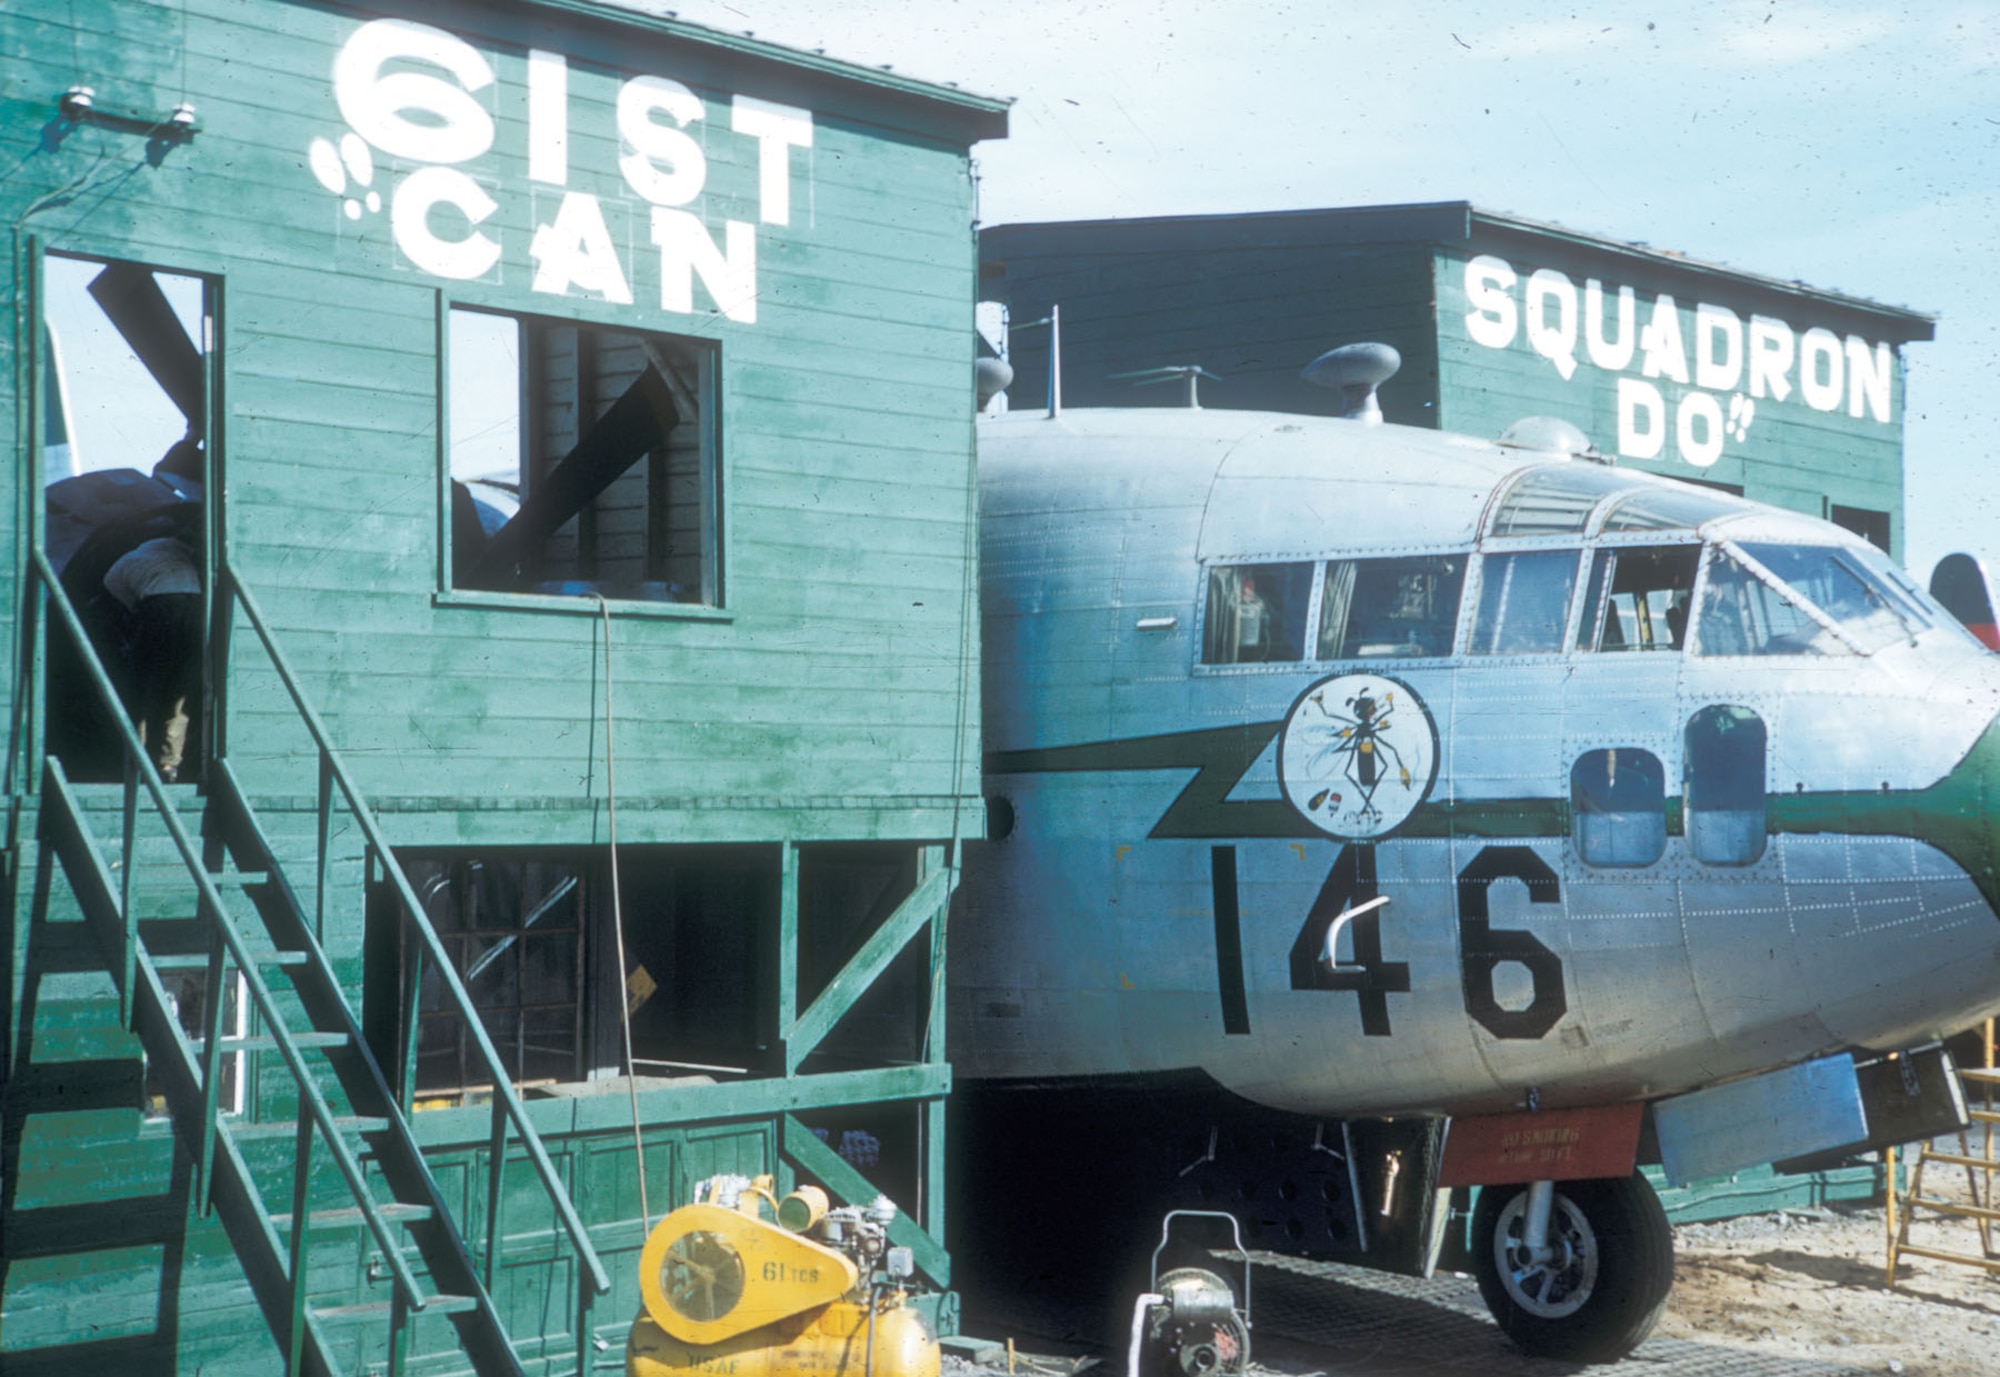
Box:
1471 1173 1674 1363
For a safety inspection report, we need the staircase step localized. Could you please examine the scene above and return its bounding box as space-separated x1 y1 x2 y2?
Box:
228 1115 390 1142
1957 1067 2000 1084
312 1292 480 1322
1906 1194 2000 1223
273 1201 434 1232
190 1031 349 1055
153 949 308 970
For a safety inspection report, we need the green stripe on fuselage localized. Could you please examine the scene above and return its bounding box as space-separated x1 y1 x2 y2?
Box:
988 717 2000 918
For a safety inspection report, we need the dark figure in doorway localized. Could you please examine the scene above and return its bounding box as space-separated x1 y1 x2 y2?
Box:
103 536 202 781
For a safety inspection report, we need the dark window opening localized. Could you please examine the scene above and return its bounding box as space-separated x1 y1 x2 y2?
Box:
41 254 210 784
1316 555 1464 659
144 966 243 1119
1570 748 1666 867
1830 504 1892 554
1203 561 1312 664
1470 550 1579 655
1685 706 1767 865
1576 545 1700 652
401 857 587 1097
796 844 925 1072
449 308 717 605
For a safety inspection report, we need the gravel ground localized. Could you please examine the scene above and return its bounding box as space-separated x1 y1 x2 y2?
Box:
1661 1196 2000 1376
957 1160 2000 1376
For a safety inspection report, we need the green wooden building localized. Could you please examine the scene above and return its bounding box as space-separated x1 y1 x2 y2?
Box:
2 2 1004 1373
980 202 1933 557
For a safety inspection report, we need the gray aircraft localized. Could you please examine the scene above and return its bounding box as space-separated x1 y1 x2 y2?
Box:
949 348 2000 1362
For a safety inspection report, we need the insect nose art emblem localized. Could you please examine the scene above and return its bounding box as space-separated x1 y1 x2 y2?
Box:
1278 673 1439 839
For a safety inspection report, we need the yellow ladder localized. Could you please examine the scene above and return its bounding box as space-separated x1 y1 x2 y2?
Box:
1887 1019 1999 1285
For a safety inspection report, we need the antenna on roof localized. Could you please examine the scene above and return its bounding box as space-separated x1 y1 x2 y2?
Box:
1006 307 1063 418
1301 342 1401 424
1108 364 1221 409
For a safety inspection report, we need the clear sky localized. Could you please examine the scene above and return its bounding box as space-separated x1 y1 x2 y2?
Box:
646 0 2000 577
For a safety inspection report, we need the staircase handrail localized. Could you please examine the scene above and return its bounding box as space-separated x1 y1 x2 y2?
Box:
219 563 611 1299
26 546 429 1309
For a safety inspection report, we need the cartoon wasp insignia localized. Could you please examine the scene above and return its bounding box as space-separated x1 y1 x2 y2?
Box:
1304 687 1412 822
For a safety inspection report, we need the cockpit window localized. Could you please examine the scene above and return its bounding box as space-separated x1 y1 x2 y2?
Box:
1599 484 1748 533
1489 465 1634 537
1691 547 1858 656
1576 546 1700 652
1737 543 1914 653
1317 556 1464 659
1203 562 1312 664
1469 550 1579 655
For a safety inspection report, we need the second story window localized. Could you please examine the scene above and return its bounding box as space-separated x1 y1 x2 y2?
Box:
449 308 718 606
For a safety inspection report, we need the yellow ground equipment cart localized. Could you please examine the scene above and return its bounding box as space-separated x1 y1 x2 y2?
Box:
629 1175 940 1377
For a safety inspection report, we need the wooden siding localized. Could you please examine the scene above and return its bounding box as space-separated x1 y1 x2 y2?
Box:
1432 239 1911 554
981 238 1442 426
2 0 986 839
3 1 995 1369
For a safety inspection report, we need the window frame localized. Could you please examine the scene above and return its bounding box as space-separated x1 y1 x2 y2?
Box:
1192 546 1475 673
436 298 727 621
1569 746 1668 869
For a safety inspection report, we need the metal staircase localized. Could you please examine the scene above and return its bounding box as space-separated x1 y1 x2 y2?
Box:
27 549 611 1376
1886 1020 1999 1284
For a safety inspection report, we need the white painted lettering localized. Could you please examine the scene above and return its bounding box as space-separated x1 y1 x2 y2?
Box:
334 19 494 164
1799 327 1844 412
527 50 568 186
731 95 814 227
1846 335 1892 422
618 76 707 206
1464 255 1518 349
1525 269 1578 380
1584 279 1635 371
1677 391 1724 467
1639 295 1689 383
391 166 500 279
652 209 757 322
1617 377 1666 460
1694 303 1743 392
1747 315 1794 402
531 192 632 304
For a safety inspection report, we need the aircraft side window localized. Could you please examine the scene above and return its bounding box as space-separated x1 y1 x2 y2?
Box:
1691 548 1856 657
1202 562 1312 664
1575 546 1700 652
1685 706 1767 865
1316 555 1465 659
1468 550 1579 655
1570 748 1666 867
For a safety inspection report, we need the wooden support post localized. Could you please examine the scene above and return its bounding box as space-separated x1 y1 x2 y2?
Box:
765 841 798 1075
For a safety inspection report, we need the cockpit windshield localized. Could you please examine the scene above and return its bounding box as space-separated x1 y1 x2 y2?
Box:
1692 543 1923 656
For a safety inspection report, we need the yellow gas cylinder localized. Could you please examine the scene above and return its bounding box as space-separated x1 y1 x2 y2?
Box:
627 1179 940 1377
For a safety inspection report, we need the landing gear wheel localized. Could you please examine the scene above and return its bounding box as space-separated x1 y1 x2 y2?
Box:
1471 1174 1674 1363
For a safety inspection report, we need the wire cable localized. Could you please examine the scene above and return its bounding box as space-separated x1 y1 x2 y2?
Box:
596 594 650 1236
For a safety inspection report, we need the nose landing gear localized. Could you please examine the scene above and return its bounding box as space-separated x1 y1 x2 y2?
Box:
1471 1174 1674 1362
